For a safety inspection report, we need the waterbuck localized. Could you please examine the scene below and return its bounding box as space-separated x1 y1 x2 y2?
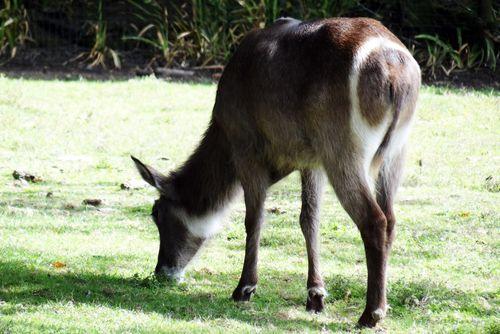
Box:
132 17 420 327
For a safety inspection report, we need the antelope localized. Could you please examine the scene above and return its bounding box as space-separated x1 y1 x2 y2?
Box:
132 17 420 327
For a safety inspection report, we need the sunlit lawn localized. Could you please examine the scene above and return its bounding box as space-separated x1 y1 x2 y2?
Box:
0 76 498 333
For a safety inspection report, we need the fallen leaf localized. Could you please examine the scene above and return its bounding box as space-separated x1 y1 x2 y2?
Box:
12 170 43 183
52 261 66 268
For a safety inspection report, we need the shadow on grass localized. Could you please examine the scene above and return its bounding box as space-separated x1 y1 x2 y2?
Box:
0 260 495 332
0 68 216 85
0 260 354 332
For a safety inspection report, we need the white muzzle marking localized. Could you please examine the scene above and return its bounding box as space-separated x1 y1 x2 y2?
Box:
158 266 185 283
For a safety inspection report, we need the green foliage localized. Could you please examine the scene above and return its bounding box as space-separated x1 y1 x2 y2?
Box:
415 28 498 77
122 0 171 65
0 0 30 61
70 0 121 69
417 35 474 76
0 0 498 74
160 0 361 66
169 1 262 66
87 0 121 69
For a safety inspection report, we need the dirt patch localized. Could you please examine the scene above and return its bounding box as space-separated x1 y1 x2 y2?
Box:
422 69 499 90
1 47 498 89
0 47 152 81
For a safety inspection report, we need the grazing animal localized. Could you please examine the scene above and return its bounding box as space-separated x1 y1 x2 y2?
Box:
132 17 420 327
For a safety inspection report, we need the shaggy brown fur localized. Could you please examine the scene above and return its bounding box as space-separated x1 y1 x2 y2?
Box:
133 16 420 328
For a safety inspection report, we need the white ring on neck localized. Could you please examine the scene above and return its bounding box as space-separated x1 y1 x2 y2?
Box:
172 206 229 239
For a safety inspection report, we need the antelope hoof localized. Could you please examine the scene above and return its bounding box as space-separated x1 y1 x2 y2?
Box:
306 287 327 313
232 284 256 302
357 307 386 328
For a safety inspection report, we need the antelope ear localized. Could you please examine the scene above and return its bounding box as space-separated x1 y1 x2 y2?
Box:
131 156 169 193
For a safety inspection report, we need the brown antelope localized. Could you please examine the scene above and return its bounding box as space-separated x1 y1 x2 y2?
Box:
132 17 420 327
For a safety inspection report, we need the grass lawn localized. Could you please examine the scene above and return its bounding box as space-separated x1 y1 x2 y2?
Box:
0 76 498 333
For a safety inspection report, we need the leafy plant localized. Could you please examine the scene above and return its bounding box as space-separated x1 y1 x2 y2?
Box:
70 0 121 69
416 28 498 77
1 0 497 74
122 0 172 66
0 0 31 61
167 0 273 67
484 37 498 71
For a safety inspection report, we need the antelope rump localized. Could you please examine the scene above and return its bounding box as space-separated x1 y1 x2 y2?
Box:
132 17 420 327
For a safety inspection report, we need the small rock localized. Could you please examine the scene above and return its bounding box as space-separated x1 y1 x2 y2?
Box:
82 199 102 207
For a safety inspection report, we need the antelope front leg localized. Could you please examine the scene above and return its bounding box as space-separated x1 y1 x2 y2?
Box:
300 169 327 313
232 178 267 302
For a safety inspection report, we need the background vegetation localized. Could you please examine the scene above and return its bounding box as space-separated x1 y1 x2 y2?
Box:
0 0 498 76
0 77 499 333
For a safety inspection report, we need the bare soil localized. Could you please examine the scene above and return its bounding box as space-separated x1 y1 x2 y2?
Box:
1 47 498 89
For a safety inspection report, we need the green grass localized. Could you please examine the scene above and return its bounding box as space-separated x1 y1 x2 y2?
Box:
0 76 498 333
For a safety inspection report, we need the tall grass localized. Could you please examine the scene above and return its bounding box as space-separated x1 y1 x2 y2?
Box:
122 0 172 65
163 0 362 67
0 0 30 61
0 0 498 74
77 0 121 69
416 28 498 77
